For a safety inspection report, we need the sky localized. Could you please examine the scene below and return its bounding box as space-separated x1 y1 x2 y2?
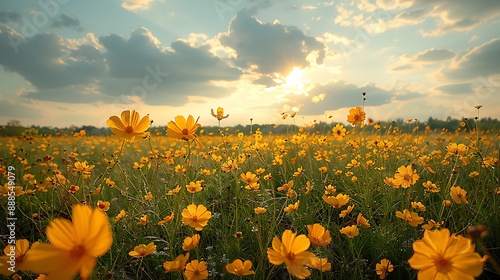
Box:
0 0 499 128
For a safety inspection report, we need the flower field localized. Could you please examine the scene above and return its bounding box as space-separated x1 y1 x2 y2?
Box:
1 107 499 279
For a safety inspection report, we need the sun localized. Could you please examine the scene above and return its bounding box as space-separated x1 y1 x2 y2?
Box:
279 67 311 95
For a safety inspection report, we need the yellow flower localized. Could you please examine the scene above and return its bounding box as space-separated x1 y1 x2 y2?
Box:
375 259 394 279
97 200 110 212
158 212 175 225
445 143 469 156
411 201 426 211
167 185 181 195
339 205 355 218
186 181 203 194
225 259 255 276
307 224 331 247
182 234 201 251
356 213 371 228
0 239 30 276
144 191 153 200
184 260 208 280
396 209 424 227
138 214 148 225
408 228 485 279
128 242 156 258
181 204 212 231
73 161 94 177
340 225 359 238
211 107 229 121
163 253 189 272
393 165 419 188
332 123 346 140
306 257 331 272
423 180 440 193
106 110 150 141
322 193 350 208
267 230 316 279
68 185 79 194
167 115 203 148
114 210 126 223
254 207 267 214
347 106 366 126
450 186 469 204
277 180 294 191
422 219 444 230
284 201 300 213
24 204 112 280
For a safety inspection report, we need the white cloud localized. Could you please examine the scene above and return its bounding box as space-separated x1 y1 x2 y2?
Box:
121 0 158 11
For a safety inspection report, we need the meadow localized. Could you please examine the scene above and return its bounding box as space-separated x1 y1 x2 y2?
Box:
0 107 499 280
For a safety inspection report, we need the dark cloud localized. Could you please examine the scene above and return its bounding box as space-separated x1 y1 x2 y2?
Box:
287 81 394 115
413 48 455 62
51 14 82 31
435 83 473 95
0 98 44 119
441 38 500 80
0 25 106 90
219 12 325 76
0 11 21 24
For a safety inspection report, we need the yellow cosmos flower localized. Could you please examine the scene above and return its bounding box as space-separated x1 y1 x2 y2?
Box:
267 230 316 279
445 143 469 156
240 172 259 185
138 214 148 225
0 239 31 276
284 201 300 213
306 257 332 272
254 207 267 214
393 165 419 188
450 186 469 204
225 259 255 276
211 107 229 121
181 204 212 231
186 181 203 194
97 200 110 212
24 204 113 280
307 224 332 247
411 201 426 211
106 110 150 142
128 242 156 258
375 259 394 279
184 260 208 280
114 210 126 223
163 253 189 273
347 106 366 126
182 234 201 251
158 212 175 225
167 115 203 148
396 209 424 227
408 228 485 279
356 213 371 228
322 193 350 208
340 225 359 238
332 123 346 140
422 219 444 230
339 205 355 218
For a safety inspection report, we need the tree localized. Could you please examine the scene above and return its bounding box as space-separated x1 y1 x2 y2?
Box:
6 119 21 127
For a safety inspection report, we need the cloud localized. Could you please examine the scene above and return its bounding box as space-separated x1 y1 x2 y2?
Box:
441 38 500 80
390 48 455 71
0 11 21 24
283 81 395 115
0 97 44 119
0 25 106 90
435 83 474 95
219 12 325 77
51 14 82 31
121 0 158 11
0 24 242 106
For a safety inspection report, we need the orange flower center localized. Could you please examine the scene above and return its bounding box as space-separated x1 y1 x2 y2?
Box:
191 215 198 221
125 126 134 133
403 174 412 181
194 270 200 276
139 248 146 256
287 252 296 262
182 128 189 135
435 256 452 273
70 245 86 259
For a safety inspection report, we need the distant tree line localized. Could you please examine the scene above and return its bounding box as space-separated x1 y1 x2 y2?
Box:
1 116 499 137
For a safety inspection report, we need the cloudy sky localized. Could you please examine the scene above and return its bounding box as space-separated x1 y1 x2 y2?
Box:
0 0 499 128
